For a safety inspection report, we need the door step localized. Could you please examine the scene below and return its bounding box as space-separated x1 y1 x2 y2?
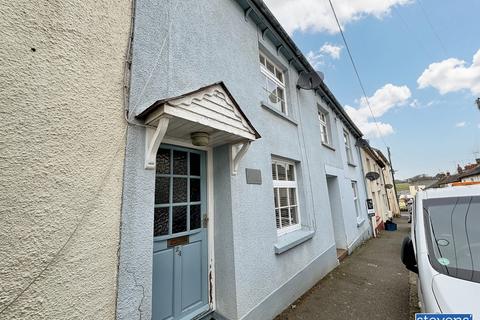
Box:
336 249 348 262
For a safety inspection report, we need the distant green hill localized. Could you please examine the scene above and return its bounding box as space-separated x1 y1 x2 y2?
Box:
396 183 410 192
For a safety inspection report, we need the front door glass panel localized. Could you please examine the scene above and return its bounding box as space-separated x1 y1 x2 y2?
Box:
154 147 204 237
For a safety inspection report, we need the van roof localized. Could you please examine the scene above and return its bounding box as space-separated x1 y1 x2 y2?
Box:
422 184 480 199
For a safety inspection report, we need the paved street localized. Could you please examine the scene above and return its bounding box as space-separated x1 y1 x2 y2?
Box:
277 216 411 320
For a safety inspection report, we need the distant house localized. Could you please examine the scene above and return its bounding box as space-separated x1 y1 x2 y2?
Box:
460 160 480 183
429 172 462 188
409 185 425 196
373 148 400 217
429 159 480 188
359 142 399 235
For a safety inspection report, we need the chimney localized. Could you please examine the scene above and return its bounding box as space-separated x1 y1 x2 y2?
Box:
457 164 463 174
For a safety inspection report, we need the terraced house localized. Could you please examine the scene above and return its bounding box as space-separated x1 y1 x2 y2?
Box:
1 0 373 320
117 1 371 319
360 143 400 235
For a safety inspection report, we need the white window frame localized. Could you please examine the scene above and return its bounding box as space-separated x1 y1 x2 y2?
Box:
318 110 330 145
271 159 301 235
352 181 361 218
343 130 354 163
259 53 288 115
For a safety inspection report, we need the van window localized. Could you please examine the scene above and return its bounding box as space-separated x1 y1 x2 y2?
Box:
423 196 480 283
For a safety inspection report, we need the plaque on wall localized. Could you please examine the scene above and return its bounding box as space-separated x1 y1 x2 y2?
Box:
245 168 262 185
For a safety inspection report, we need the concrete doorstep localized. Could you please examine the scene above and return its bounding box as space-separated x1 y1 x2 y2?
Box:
276 216 411 320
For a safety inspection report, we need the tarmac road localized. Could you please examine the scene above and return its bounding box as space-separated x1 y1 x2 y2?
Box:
276 216 411 320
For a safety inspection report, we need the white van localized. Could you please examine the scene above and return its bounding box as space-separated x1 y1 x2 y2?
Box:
401 185 480 316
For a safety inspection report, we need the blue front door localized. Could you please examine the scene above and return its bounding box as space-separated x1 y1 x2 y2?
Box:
152 145 209 320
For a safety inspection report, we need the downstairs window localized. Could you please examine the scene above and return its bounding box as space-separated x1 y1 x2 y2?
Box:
271 159 301 235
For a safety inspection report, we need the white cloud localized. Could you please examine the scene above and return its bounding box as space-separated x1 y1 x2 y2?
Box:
409 99 441 109
320 43 342 59
417 49 480 95
306 43 343 69
345 84 412 138
264 0 412 34
455 121 466 128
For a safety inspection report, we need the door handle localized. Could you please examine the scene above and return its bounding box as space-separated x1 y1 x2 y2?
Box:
203 214 209 228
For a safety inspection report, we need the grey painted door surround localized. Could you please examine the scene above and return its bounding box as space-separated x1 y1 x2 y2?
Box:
152 144 209 320
326 175 347 250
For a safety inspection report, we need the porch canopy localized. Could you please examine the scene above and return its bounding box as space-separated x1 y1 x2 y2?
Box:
136 82 260 172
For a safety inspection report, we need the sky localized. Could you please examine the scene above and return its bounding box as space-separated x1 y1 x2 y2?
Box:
264 0 480 179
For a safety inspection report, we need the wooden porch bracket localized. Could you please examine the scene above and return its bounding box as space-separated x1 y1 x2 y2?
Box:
145 117 170 169
231 141 251 176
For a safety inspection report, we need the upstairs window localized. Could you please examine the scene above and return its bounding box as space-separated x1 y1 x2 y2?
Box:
271 159 300 235
318 111 330 145
343 130 354 163
260 53 287 114
366 158 372 172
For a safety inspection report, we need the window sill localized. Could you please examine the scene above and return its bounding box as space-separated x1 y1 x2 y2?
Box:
322 143 335 151
347 162 357 167
274 228 314 254
261 101 298 126
357 217 366 227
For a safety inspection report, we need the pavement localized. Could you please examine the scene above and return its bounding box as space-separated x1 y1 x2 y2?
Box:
276 216 412 320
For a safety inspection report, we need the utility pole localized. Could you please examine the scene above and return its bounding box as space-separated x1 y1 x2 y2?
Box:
387 147 399 201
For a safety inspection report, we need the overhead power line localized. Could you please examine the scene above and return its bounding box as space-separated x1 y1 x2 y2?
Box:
392 6 435 61
416 0 449 56
327 0 388 149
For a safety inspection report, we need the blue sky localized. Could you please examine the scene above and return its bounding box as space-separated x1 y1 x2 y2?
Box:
265 0 480 179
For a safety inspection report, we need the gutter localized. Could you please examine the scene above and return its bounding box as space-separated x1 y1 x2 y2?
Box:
243 0 364 138
358 139 385 168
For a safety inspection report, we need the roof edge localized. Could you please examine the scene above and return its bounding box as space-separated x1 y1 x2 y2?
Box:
246 0 364 138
